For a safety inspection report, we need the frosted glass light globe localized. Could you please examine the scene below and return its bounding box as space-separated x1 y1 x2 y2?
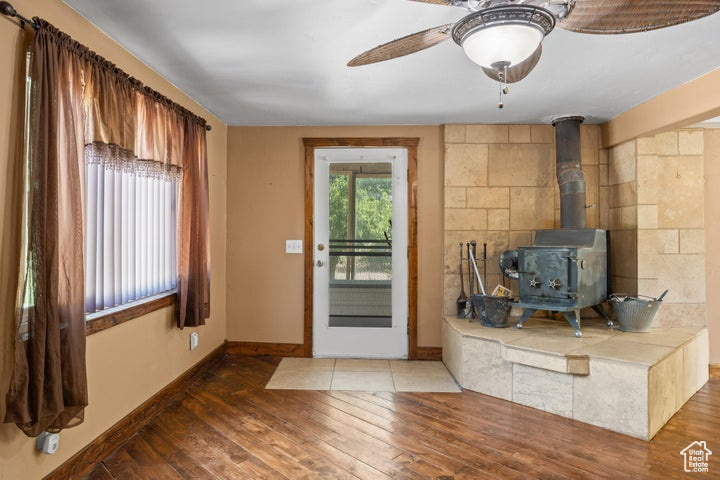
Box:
461 24 543 68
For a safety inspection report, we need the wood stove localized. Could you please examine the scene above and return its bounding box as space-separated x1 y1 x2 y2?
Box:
501 229 613 336
499 116 613 336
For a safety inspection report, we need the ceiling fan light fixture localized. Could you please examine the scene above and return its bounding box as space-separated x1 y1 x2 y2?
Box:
452 5 555 69
462 24 543 68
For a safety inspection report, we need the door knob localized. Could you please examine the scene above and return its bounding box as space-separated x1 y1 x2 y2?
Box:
316 260 324 267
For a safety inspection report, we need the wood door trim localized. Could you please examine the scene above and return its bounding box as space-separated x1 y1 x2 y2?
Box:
416 347 442 361
303 138 420 359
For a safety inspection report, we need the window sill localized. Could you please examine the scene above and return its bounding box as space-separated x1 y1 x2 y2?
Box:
85 291 177 336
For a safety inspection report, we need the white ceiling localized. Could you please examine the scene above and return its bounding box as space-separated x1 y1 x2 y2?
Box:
62 0 720 126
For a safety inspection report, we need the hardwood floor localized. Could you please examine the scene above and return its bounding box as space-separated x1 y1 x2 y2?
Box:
85 355 719 479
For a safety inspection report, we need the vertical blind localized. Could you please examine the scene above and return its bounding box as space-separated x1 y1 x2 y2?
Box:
84 143 180 313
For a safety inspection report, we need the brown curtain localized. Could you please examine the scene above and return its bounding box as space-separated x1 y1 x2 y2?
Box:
4 20 88 437
177 117 211 328
5 18 211 435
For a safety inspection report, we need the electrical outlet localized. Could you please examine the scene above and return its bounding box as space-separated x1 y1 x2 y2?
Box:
285 239 303 254
190 332 199 350
36 432 60 455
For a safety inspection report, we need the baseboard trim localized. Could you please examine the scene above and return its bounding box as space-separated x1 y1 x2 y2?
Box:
710 364 720 380
44 344 225 480
416 347 442 361
226 341 305 357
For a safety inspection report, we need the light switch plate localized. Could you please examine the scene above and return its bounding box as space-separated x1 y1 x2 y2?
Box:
286 240 303 254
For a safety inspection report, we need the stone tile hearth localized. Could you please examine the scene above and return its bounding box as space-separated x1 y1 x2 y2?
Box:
442 315 709 440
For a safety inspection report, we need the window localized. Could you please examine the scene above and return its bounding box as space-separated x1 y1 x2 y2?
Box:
18 65 181 322
329 165 393 281
84 143 180 314
15 31 209 332
328 162 393 328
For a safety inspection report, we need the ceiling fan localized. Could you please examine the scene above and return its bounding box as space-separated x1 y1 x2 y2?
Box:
348 0 720 107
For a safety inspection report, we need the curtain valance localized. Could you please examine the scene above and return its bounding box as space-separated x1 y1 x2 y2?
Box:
36 18 206 167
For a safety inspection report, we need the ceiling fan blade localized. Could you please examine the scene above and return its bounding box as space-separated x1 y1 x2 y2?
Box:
348 24 454 67
481 44 542 84
407 0 464 6
558 0 720 34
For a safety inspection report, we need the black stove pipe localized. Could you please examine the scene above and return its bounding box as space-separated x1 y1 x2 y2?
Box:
552 116 586 229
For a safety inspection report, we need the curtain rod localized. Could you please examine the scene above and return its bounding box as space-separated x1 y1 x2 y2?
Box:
0 1 38 30
0 1 213 132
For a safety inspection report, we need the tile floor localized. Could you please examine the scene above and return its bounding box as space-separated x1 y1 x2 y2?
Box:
265 357 461 393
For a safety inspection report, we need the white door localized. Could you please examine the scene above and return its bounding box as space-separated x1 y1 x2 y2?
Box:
313 148 408 358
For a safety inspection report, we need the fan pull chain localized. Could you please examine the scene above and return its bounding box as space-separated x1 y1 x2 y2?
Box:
497 63 509 109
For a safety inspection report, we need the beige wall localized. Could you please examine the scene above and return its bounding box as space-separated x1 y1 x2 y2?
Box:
0 1 227 478
442 124 603 316
226 126 443 348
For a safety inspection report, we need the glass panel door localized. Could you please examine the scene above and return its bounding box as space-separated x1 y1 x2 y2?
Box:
313 148 407 358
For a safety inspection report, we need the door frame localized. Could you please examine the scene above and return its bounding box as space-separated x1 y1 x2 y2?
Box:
303 138 419 359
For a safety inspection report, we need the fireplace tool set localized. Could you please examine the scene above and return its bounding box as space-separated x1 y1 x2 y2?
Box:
456 241 484 319
457 241 513 327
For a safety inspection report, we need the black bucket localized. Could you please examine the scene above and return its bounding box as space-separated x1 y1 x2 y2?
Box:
470 294 511 328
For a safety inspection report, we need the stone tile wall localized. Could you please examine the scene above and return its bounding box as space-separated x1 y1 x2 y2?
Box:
607 139 638 295
443 124 602 317
600 128 707 326
443 124 710 329
634 129 706 327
